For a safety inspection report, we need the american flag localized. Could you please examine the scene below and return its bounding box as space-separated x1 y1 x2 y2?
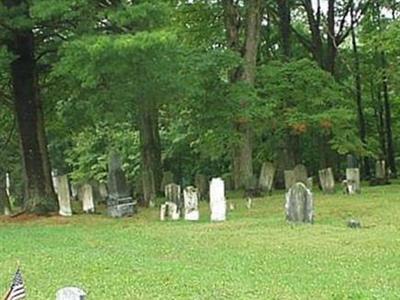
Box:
4 268 26 300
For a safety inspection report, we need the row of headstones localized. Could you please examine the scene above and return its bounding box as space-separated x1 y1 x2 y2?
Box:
160 178 226 222
260 161 366 195
56 152 136 218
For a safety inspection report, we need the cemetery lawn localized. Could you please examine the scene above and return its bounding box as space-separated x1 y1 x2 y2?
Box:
1 184 400 299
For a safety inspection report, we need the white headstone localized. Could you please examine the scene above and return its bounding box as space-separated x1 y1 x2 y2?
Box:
56 287 86 300
209 178 226 221
52 170 58 194
80 184 95 213
5 172 10 198
160 204 166 221
183 186 199 221
346 168 360 194
56 175 72 217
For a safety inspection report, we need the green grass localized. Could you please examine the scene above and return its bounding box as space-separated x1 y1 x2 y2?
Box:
1 184 400 299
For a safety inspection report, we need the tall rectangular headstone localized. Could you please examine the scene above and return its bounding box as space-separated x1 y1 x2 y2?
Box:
0 174 12 216
258 162 275 194
80 184 95 213
346 168 360 194
209 178 226 222
318 168 335 194
183 186 199 221
52 170 59 194
107 152 136 217
164 183 182 213
375 160 386 180
56 175 72 217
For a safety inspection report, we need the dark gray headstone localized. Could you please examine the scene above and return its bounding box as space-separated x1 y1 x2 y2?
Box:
107 152 136 217
285 182 314 223
56 287 86 300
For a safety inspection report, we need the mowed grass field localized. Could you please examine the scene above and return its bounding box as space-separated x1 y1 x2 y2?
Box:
1 184 400 299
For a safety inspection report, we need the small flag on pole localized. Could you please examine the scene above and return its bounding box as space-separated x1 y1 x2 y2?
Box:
4 268 26 300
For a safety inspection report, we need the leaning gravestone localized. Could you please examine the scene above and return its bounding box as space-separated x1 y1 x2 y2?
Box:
209 178 226 222
285 182 314 223
160 201 180 221
258 162 275 194
80 184 95 213
56 287 86 300
56 175 72 217
195 174 209 200
183 186 199 221
107 152 136 217
318 168 335 194
164 183 182 212
284 170 296 190
160 171 174 193
293 164 308 184
346 168 360 194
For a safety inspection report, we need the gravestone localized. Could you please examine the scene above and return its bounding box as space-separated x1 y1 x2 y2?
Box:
98 183 108 201
160 201 180 221
52 170 58 194
0 174 12 216
160 171 174 192
285 182 314 223
318 168 335 194
195 174 208 200
107 152 136 217
80 184 95 213
375 160 386 180
293 164 308 184
345 168 360 194
306 177 313 190
56 175 72 217
209 178 226 222
5 172 10 198
183 186 199 221
258 162 275 194
56 287 86 300
284 170 295 190
164 183 182 215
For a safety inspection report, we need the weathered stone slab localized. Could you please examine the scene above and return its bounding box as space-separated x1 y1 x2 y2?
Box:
164 183 182 212
284 170 295 190
0 174 12 216
209 178 226 222
195 174 208 200
80 184 95 213
259 162 275 194
375 160 386 180
285 182 314 223
183 186 199 221
160 201 180 221
56 287 86 300
293 164 308 184
345 168 360 194
306 177 313 190
56 175 72 217
318 168 335 194
107 152 136 217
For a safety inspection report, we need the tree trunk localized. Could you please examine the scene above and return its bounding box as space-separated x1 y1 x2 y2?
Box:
277 0 291 58
137 99 162 207
325 0 337 75
381 53 397 177
0 174 12 216
223 0 262 189
351 4 370 178
5 0 57 213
